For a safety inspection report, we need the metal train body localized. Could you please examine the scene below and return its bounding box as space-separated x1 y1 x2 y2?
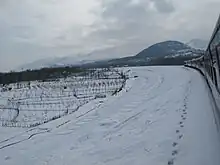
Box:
185 14 220 90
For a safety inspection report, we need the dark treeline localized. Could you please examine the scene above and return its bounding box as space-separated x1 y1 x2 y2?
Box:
0 66 84 85
82 56 200 68
0 56 199 85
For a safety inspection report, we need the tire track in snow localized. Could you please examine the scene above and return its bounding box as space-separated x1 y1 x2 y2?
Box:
114 111 144 129
0 128 51 150
0 127 43 144
102 72 165 139
70 70 163 140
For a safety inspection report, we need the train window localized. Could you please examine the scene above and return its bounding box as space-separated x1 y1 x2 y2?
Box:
212 29 220 48
210 17 220 50
218 45 220 56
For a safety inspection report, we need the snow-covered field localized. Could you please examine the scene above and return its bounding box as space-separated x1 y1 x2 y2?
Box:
0 69 126 127
0 66 220 165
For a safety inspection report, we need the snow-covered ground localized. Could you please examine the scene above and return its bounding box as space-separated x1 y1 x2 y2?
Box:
0 66 220 165
0 69 125 127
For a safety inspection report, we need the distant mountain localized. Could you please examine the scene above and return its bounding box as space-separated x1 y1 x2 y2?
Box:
83 40 204 68
136 41 191 58
19 40 205 70
19 56 97 71
186 39 208 50
18 49 118 71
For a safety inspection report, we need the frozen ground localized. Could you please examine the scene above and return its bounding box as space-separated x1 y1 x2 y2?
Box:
0 69 125 127
0 66 220 165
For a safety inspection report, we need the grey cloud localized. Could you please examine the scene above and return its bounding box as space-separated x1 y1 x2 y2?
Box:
0 0 220 72
81 0 220 61
85 0 168 50
102 0 147 20
0 0 15 8
151 0 175 13
12 26 35 40
87 0 219 46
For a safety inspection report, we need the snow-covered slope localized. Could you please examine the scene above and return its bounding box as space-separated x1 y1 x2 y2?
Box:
165 48 204 58
18 48 120 71
0 66 220 165
19 40 205 71
19 55 96 70
136 41 192 58
186 39 208 50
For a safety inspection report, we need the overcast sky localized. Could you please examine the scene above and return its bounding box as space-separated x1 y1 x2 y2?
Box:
0 0 219 71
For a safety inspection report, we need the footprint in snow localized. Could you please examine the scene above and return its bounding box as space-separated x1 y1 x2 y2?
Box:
168 158 174 165
172 150 178 156
178 134 183 139
70 146 75 150
172 142 178 147
4 156 11 161
176 130 180 133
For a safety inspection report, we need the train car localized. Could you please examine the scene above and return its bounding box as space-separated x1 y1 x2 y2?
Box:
185 14 220 91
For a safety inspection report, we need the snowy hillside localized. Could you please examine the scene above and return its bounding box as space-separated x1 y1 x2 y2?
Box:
165 48 204 58
19 56 96 71
18 40 206 70
186 39 208 50
136 41 192 58
0 66 220 165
